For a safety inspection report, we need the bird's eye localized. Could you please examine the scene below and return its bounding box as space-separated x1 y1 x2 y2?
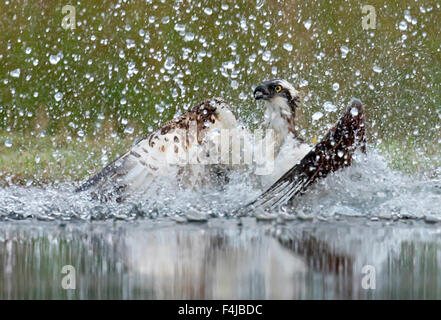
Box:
275 85 282 92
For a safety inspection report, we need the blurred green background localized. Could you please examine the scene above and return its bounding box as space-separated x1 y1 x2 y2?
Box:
0 0 440 185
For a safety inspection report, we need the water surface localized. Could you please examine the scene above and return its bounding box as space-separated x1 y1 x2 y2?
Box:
1 218 441 299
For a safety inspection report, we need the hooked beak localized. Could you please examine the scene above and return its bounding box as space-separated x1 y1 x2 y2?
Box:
253 85 270 101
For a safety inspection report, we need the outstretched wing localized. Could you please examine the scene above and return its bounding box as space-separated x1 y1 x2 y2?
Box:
239 99 366 213
76 98 238 201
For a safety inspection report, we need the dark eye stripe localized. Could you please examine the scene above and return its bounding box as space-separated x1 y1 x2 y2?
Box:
282 88 292 99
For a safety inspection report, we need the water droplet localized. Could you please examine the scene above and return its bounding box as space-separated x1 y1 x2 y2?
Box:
283 43 293 52
10 68 20 78
124 127 134 135
164 57 175 70
4 140 12 148
49 52 63 65
184 32 195 42
340 45 349 58
332 83 340 91
240 18 247 30
101 154 108 165
404 10 412 23
120 98 127 105
323 101 337 112
54 92 63 101
222 61 235 70
373 65 383 73
25 47 32 54
35 155 40 164
398 20 408 31
174 24 186 32
126 39 135 49
203 8 213 15
312 111 323 121
337 151 344 158
303 19 312 30
262 50 271 62
299 79 308 87
350 107 359 117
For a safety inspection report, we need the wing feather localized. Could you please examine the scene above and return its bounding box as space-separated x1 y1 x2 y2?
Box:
76 98 238 200
238 99 366 213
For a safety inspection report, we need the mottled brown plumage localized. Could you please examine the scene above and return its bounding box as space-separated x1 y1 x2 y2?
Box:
159 98 222 143
76 98 237 201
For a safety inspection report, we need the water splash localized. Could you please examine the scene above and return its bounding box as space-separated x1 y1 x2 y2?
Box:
0 150 439 223
289 151 441 221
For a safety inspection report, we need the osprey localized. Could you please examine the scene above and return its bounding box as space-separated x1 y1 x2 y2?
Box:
253 79 312 188
76 79 365 208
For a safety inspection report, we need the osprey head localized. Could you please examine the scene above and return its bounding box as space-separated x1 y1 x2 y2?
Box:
253 79 300 113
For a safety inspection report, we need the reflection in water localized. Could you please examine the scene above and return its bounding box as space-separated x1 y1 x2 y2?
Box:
1 218 441 299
